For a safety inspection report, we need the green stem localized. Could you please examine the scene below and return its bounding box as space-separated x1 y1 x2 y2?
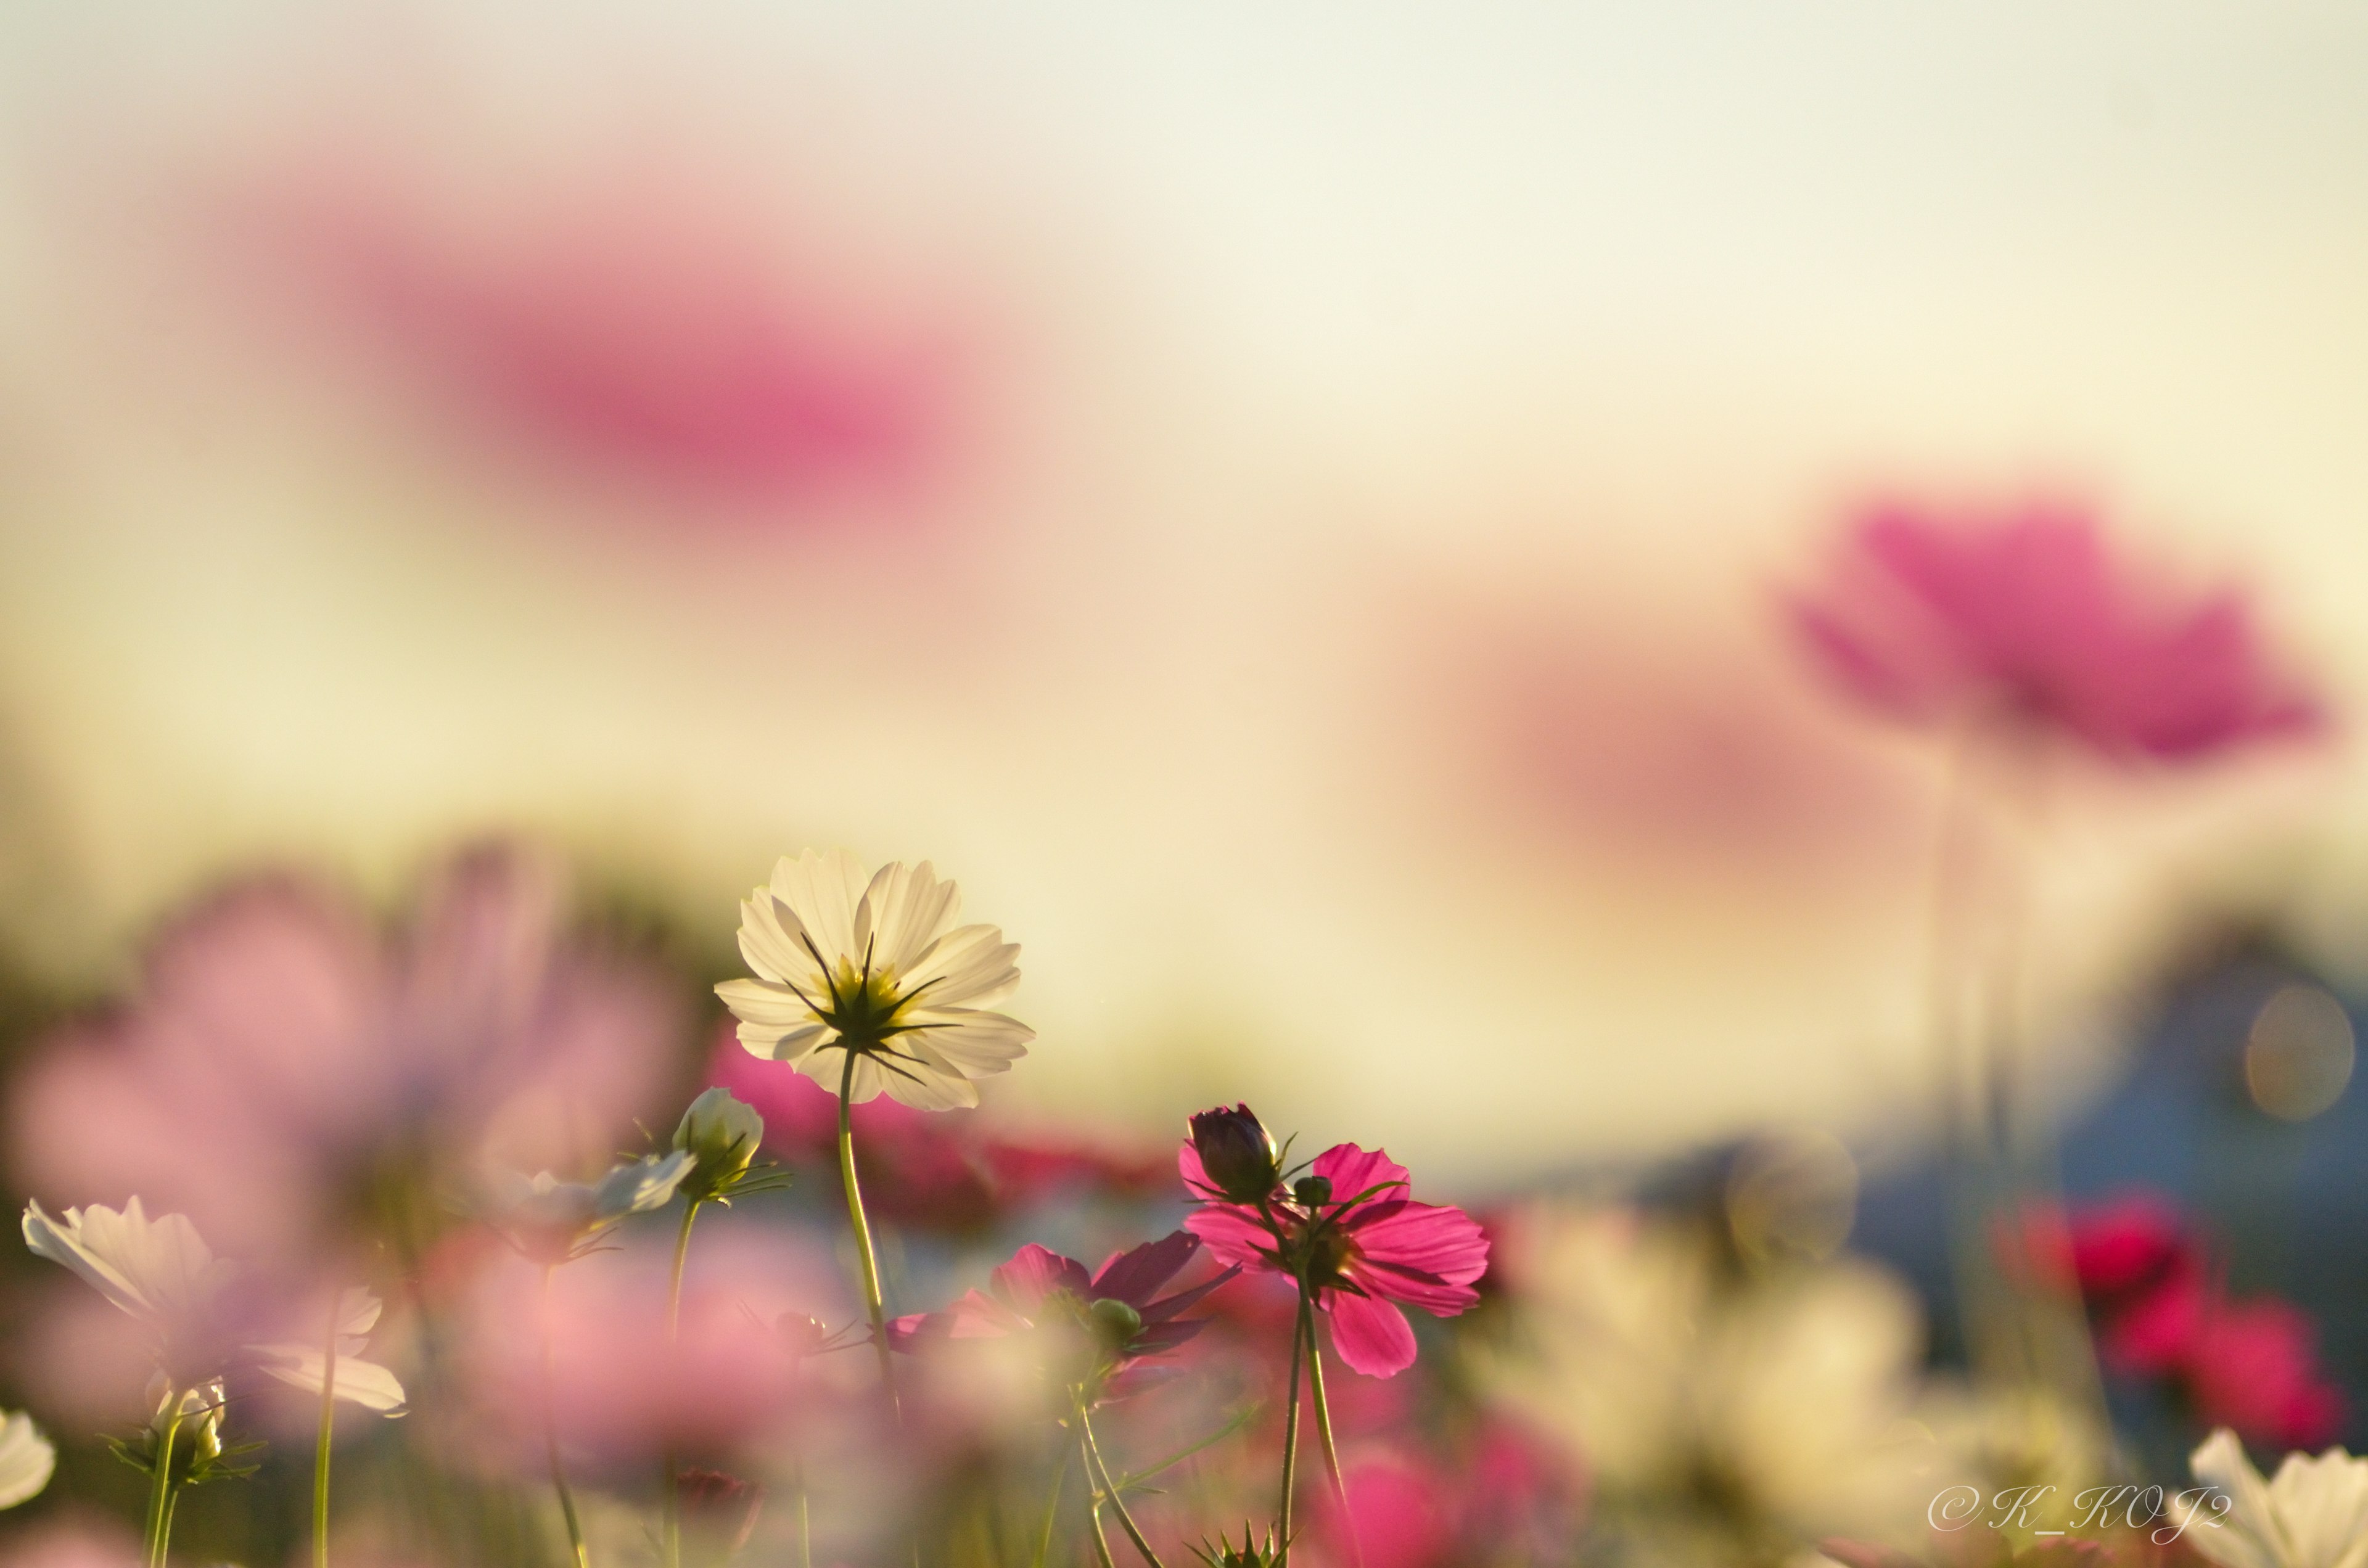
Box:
143 1398 185 1568
315 1296 341 1568
793 1454 813 1568
662 1199 704 1568
1080 1419 1118 1568
1077 1395 1165 1568
1031 1448 1067 1568
1276 1291 1310 1567
540 1265 591 1568
1304 1310 1362 1568
837 1049 899 1410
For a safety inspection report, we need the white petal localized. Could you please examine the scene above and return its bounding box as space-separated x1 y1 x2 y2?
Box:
906 1012 1032 1075
860 861 961 979
903 924 1020 1009
795 1045 890 1102
734 895 826 991
877 1049 979 1110
715 977 821 1029
252 1348 409 1415
743 1019 831 1063
21 1197 229 1324
0 1411 55 1509
2187 1429 2287 1568
768 849 869 965
2267 1445 2368 1568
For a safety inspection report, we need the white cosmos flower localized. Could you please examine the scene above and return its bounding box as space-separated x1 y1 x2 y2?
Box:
0 1410 55 1509
246 1287 409 1414
21 1199 406 1413
715 850 1032 1110
487 1150 693 1264
2177 1427 2368 1568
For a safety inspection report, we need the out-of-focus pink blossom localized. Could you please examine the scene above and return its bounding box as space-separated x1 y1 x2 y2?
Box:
216 134 968 510
1305 1422 1581 1568
2184 1296 2345 1450
447 1228 839 1475
0 1527 144 1568
1793 502 2324 764
889 1233 1234 1400
1182 1142 1489 1378
7 844 683 1264
706 1036 1166 1233
2048 1192 2344 1450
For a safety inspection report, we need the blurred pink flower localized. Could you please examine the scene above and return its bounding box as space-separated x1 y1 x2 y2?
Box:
1793 501 2324 763
1305 1423 1580 1568
706 1035 1166 1233
448 1228 836 1474
7 844 683 1264
224 141 966 509
1182 1142 1489 1377
888 1233 1234 1400
2052 1192 2344 1449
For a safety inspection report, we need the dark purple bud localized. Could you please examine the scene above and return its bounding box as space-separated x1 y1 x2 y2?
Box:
1188 1104 1282 1204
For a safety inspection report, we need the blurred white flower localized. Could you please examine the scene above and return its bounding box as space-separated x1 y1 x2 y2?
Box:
715 850 1030 1110
2181 1427 2368 1568
22 1197 234 1328
245 1287 409 1414
0 1410 56 1509
1482 1205 1936 1564
488 1151 694 1264
21 1199 405 1413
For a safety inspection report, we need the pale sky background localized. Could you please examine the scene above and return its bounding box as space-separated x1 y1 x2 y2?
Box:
1 1 2364 1181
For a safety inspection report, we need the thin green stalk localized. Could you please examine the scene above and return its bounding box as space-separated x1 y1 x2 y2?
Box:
142 1397 184 1568
1304 1315 1363 1568
1077 1395 1166 1568
793 1455 813 1568
1276 1291 1310 1567
1080 1421 1118 1568
1031 1448 1067 1568
540 1265 591 1568
662 1199 704 1568
836 1050 899 1409
315 1296 341 1568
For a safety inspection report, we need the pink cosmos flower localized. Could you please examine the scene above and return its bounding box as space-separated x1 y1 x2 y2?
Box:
2046 1193 2345 1449
1793 501 2323 764
8 844 681 1265
1180 1142 1489 1378
887 1233 1234 1400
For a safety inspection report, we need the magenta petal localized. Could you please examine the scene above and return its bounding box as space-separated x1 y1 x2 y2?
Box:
1184 1204 1276 1272
1347 1201 1491 1288
1090 1230 1199 1306
1323 1289 1418 1377
988 1245 1092 1317
1312 1143 1412 1202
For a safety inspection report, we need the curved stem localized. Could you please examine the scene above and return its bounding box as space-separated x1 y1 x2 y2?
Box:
540 1265 591 1568
1077 1397 1166 1568
661 1199 704 1568
315 1297 342 1568
1079 1418 1118 1568
143 1398 186 1568
837 1049 900 1411
1276 1291 1310 1567
1304 1313 1363 1568
1031 1448 1068 1568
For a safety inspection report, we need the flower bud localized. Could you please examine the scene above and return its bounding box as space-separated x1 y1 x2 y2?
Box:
1086 1297 1145 1358
1188 1104 1282 1204
776 1312 827 1364
1291 1175 1333 1209
673 1088 763 1201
